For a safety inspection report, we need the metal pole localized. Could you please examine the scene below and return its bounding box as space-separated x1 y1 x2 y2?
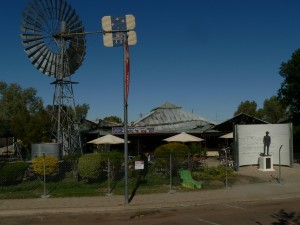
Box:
169 152 172 191
43 153 46 197
225 148 228 188
123 36 129 204
107 156 111 195
279 145 283 181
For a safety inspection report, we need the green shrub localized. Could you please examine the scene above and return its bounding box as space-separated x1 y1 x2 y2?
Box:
145 171 169 186
78 153 106 182
188 142 206 156
0 161 29 185
155 142 189 158
192 165 234 181
32 156 59 176
62 153 81 171
107 150 124 180
61 153 82 179
154 142 189 175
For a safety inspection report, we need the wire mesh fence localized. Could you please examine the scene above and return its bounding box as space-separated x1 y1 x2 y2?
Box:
0 151 235 199
2 144 299 199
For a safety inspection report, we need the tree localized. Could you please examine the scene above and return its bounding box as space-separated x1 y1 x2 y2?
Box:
154 142 189 175
278 48 300 123
262 96 287 123
0 82 51 147
103 116 122 124
234 100 259 118
75 103 90 122
13 108 52 148
234 97 287 123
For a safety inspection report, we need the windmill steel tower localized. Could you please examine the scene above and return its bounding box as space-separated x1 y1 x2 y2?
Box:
20 0 86 154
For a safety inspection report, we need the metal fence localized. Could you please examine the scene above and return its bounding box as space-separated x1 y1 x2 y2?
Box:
0 152 231 199
2 145 299 199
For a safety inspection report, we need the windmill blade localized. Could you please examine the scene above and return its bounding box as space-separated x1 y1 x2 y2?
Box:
20 0 86 78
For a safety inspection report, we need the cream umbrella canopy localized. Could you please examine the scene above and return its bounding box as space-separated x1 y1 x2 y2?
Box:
219 132 233 148
219 132 233 139
87 134 127 145
163 132 204 143
163 132 204 192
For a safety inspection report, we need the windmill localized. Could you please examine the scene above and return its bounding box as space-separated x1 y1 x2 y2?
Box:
20 0 86 154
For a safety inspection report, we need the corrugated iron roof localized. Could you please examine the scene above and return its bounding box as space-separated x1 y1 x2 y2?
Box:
133 102 215 132
214 112 269 132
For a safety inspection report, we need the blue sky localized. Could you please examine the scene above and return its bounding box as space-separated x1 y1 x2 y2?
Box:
1 0 300 124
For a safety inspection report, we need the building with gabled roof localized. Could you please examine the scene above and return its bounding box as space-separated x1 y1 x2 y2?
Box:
133 102 215 133
214 112 269 133
82 103 271 156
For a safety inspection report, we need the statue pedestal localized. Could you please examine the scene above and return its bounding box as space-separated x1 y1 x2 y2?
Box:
258 156 274 171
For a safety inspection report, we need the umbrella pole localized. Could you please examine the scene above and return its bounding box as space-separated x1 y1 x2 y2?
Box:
225 148 228 188
107 156 111 195
169 152 172 191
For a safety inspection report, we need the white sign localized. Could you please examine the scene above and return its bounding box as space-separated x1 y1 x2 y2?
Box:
135 161 144 170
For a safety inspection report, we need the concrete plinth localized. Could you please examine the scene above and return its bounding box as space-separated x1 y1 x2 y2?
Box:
258 156 274 171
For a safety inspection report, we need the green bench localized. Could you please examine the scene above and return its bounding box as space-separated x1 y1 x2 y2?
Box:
178 169 202 189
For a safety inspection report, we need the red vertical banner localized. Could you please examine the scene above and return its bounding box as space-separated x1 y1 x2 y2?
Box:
124 40 130 104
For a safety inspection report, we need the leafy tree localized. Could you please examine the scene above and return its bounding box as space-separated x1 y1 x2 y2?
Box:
234 100 259 117
154 142 189 175
103 115 122 124
75 103 90 122
0 82 51 148
78 153 106 182
13 108 52 148
234 97 287 123
278 48 300 123
262 96 287 123
0 161 29 185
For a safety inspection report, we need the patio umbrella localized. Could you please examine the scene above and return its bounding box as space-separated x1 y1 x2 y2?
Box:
163 132 204 143
87 134 128 195
219 132 233 148
87 134 127 145
219 132 233 139
163 132 204 192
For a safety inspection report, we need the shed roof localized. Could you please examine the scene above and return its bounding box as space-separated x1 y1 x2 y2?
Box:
133 102 215 133
214 112 269 132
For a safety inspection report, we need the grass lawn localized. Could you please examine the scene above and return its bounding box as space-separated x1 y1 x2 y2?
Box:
0 168 265 199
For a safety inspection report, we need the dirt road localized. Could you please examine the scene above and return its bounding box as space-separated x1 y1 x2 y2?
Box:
1 197 300 225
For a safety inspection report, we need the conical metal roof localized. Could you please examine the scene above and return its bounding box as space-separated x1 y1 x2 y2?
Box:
133 102 214 132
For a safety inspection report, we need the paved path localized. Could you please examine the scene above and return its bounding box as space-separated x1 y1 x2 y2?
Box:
0 163 299 217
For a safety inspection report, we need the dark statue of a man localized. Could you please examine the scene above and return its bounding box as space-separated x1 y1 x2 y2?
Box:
263 131 271 156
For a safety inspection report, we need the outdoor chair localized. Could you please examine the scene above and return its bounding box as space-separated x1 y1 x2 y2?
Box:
178 169 202 189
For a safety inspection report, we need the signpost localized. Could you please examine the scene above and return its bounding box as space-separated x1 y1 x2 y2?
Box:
135 161 144 170
101 15 137 204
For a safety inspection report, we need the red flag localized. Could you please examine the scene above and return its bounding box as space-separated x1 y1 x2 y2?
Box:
124 40 130 104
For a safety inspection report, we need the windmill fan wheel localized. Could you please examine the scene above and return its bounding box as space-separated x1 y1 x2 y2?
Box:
20 0 86 78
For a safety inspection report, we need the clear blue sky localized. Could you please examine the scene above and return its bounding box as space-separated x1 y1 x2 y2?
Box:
1 0 300 124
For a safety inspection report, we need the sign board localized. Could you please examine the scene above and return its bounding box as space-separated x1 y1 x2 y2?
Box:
102 15 137 47
112 127 155 134
135 161 144 170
